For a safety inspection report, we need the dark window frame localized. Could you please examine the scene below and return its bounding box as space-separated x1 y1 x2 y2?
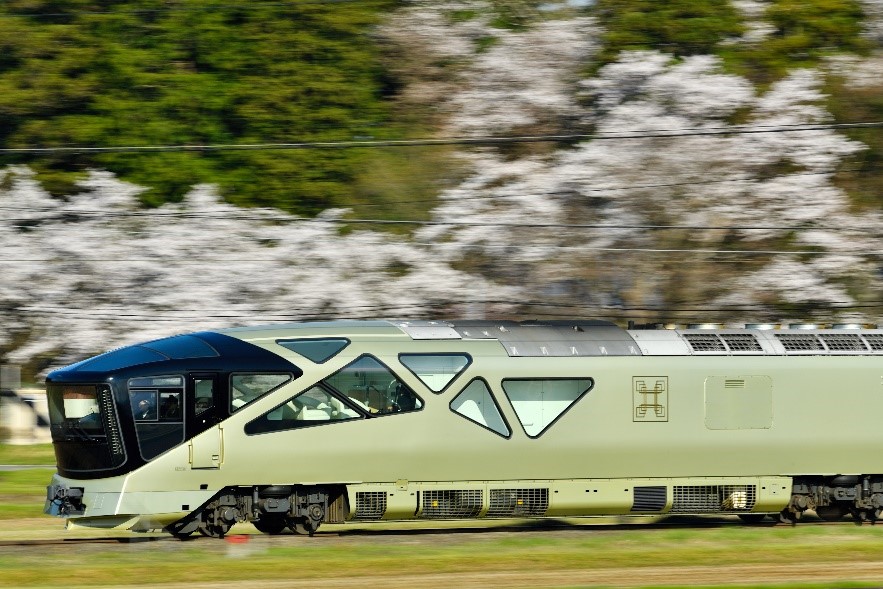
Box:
228 372 294 414
244 382 366 436
129 380 186 462
244 354 424 436
275 337 351 364
501 377 594 439
398 352 473 394
322 354 425 418
449 377 512 439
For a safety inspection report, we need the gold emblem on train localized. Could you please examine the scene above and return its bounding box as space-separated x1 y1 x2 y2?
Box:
633 377 668 422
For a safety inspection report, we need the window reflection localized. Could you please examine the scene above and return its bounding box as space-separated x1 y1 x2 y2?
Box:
230 373 291 412
246 356 423 436
450 379 510 437
501 378 593 438
400 354 471 393
245 386 361 434
323 355 422 415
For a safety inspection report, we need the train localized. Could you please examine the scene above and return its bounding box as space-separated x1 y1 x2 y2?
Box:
43 319 883 538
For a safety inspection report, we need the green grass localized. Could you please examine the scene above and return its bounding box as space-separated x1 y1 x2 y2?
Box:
1 521 883 587
0 468 55 520
0 444 55 466
0 444 880 588
0 445 56 521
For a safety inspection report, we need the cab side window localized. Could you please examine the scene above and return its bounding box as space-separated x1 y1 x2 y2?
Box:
128 375 185 460
194 378 214 415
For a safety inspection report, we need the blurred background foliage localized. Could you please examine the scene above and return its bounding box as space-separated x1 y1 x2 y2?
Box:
593 0 745 66
2 1 883 373
2 0 881 214
0 0 410 215
593 0 883 210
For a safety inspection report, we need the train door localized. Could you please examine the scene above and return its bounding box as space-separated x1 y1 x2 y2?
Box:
187 373 223 469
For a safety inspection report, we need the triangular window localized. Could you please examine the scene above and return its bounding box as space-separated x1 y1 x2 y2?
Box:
450 378 510 438
277 338 349 363
399 354 471 393
502 378 593 438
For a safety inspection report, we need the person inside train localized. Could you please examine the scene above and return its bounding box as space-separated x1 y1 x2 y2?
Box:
161 395 181 419
136 399 156 420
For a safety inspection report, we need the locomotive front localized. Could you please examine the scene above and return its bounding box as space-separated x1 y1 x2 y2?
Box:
43 331 300 528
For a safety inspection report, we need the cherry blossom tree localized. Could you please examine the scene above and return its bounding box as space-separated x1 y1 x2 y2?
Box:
4 0 883 374
0 167 515 371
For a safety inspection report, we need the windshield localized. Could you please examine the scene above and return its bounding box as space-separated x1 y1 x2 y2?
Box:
47 384 125 471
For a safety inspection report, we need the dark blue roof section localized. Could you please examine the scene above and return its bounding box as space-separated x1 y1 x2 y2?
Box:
72 346 168 372
47 331 301 382
141 334 219 359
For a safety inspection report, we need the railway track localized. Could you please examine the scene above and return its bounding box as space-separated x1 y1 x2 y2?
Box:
0 515 872 547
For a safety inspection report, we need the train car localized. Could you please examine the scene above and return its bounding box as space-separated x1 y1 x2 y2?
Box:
44 319 883 538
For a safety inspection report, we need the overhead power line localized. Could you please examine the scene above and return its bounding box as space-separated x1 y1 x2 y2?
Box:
0 242 875 262
2 121 882 155
0 211 878 234
1 165 864 213
16 298 883 323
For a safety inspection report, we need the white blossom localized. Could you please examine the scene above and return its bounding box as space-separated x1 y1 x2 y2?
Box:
0 171 516 370
4 2 883 371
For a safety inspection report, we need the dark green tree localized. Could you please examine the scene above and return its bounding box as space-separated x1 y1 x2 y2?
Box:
724 0 869 84
593 0 745 67
0 0 400 214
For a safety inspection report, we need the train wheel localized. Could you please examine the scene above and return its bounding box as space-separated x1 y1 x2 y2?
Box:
778 508 802 524
737 513 767 524
253 515 287 535
198 520 231 538
815 505 847 522
167 518 200 540
849 508 880 525
289 516 320 536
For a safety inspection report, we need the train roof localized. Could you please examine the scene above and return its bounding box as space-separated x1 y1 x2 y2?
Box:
216 320 883 358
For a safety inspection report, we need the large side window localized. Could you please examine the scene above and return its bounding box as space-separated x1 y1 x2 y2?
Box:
501 378 593 438
324 355 423 415
245 386 361 434
245 356 422 436
399 354 471 393
450 378 510 438
230 373 292 412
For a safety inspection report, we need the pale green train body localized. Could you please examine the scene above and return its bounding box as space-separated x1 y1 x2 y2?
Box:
43 320 883 536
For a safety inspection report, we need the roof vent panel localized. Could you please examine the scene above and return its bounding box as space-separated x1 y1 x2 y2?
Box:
862 334 883 351
820 334 868 352
683 334 726 352
721 334 764 352
775 333 824 352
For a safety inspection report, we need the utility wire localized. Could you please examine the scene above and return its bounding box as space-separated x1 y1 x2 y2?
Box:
3 121 882 154
0 212 877 234
0 166 865 214
0 244 873 262
17 299 883 321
